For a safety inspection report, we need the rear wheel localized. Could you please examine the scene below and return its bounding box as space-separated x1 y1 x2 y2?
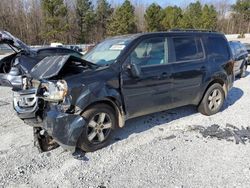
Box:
77 104 116 152
198 83 225 116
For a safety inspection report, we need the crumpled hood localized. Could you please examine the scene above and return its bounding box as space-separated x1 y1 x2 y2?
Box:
29 55 95 80
0 31 30 52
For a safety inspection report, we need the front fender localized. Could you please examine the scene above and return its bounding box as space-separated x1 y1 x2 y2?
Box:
68 82 125 128
70 82 122 111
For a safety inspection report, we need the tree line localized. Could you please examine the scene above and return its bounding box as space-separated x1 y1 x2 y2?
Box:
0 0 249 45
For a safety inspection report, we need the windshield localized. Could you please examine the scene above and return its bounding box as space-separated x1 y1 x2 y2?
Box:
83 37 132 65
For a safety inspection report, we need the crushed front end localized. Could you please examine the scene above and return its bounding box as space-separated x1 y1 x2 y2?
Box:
12 55 100 153
13 81 88 152
13 78 87 153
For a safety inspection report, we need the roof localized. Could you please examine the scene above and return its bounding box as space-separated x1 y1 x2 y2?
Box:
105 30 223 41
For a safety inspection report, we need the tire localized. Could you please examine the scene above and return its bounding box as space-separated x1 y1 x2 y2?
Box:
240 63 247 78
77 104 116 152
198 83 225 116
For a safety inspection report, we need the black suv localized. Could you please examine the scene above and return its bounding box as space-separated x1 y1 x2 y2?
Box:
12 30 234 152
229 41 248 77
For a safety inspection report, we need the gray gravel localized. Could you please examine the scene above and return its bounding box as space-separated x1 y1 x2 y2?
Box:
1 70 250 187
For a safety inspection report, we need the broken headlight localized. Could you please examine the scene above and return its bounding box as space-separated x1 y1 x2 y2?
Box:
37 80 68 102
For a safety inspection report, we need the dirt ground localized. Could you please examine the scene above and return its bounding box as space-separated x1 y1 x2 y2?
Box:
1 70 250 188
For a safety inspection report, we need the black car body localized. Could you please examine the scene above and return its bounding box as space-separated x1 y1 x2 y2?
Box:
229 41 248 77
0 31 82 89
12 30 234 153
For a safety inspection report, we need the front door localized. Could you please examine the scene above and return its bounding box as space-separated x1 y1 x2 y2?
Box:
121 37 173 118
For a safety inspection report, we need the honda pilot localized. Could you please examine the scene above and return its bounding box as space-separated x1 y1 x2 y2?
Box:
12 30 234 152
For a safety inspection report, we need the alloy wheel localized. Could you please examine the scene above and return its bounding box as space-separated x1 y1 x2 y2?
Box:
87 112 112 144
208 89 222 111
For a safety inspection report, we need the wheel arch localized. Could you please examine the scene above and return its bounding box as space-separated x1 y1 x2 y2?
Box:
199 78 227 106
80 97 125 129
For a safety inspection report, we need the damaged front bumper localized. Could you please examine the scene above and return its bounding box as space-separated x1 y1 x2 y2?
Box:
41 106 86 152
13 87 87 152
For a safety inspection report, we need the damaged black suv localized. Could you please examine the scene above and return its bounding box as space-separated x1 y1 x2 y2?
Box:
13 30 234 152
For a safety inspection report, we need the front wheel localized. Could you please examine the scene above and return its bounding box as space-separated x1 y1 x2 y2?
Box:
77 104 116 152
198 83 225 116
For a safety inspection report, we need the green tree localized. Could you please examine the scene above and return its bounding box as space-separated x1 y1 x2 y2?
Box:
107 0 137 36
41 0 69 42
75 0 95 43
232 0 250 33
180 1 203 29
201 5 218 30
144 3 163 32
232 0 250 21
161 6 182 30
96 0 113 41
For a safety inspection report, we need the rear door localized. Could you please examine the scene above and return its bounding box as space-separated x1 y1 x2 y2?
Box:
121 37 173 118
169 36 207 107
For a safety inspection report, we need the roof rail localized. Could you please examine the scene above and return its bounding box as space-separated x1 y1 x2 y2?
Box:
169 29 218 33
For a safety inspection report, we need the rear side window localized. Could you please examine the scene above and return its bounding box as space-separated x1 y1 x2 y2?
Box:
172 37 204 62
206 36 230 61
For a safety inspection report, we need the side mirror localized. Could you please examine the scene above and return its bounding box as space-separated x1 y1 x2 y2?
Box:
129 62 141 78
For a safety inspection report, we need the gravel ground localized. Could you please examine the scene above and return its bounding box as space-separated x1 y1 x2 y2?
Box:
1 70 250 188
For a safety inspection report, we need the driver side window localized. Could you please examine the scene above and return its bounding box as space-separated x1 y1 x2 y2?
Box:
129 37 167 67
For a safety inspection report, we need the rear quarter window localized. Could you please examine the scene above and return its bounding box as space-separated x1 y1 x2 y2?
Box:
206 36 230 61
